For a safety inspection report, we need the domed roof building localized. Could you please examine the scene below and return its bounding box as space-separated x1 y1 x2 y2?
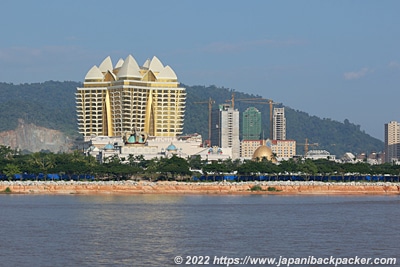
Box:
127 135 137 144
166 143 178 154
252 141 277 163
104 143 115 151
123 128 148 146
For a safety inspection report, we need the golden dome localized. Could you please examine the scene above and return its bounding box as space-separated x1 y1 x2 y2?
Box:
252 145 276 162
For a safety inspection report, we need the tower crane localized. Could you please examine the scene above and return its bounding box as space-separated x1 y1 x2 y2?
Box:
226 93 235 109
194 97 214 146
297 138 319 156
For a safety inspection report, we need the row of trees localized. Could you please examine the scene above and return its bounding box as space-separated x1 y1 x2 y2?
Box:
1 145 400 181
0 145 193 180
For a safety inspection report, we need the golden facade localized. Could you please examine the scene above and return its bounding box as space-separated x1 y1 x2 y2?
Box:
76 55 186 138
240 140 263 158
241 139 296 160
271 139 296 159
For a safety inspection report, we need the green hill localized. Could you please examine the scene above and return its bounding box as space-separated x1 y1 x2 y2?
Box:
0 81 383 156
0 81 80 136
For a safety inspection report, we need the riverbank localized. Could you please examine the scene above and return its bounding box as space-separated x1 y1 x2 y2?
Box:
1 181 400 195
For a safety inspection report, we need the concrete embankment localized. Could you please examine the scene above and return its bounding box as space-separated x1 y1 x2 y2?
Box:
0 181 399 195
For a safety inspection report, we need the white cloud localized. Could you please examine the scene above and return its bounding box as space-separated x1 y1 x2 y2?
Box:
343 67 372 80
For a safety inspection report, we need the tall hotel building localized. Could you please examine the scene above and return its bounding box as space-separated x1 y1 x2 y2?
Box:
385 121 400 163
76 55 186 140
273 107 286 140
242 107 262 140
211 104 240 159
240 107 262 159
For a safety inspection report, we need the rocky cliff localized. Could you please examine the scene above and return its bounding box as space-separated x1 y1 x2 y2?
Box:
0 119 74 152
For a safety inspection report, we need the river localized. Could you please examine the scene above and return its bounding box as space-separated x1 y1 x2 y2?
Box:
0 194 398 266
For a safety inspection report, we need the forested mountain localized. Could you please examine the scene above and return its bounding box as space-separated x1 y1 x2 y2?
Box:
0 82 383 156
0 81 79 136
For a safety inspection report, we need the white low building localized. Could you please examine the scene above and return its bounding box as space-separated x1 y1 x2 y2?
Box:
84 133 233 163
305 150 336 161
341 152 356 163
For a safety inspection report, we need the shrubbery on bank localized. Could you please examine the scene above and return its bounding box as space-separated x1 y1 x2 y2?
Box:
1 146 400 182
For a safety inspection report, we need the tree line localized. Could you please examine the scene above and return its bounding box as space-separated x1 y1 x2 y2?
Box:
1 145 400 181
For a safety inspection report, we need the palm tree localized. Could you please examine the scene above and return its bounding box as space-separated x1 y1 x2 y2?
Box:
0 145 14 160
3 163 21 180
28 152 55 175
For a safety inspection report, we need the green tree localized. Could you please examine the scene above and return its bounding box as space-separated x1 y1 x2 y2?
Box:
188 155 202 170
237 160 260 175
222 158 242 173
158 155 191 180
3 164 21 180
202 160 230 176
299 159 318 180
0 145 14 160
28 152 55 174
279 158 298 174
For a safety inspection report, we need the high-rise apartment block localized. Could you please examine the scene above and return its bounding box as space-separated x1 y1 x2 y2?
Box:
76 55 186 140
273 107 286 140
242 107 261 140
211 104 240 159
385 121 400 163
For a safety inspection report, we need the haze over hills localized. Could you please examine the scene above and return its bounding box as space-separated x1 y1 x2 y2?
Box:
0 81 383 156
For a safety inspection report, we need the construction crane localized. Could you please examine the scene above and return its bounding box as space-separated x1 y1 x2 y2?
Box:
194 97 214 146
297 138 319 156
226 93 235 109
229 94 281 139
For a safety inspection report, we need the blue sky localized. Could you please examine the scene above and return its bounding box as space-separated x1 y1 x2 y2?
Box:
1 1 399 140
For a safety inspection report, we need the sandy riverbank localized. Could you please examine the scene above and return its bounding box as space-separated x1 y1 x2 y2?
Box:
1 181 400 195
